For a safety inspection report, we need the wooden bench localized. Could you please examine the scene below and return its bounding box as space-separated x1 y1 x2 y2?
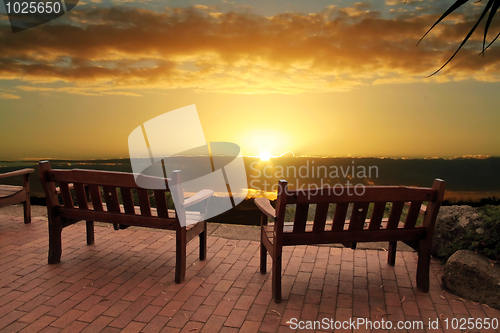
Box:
0 168 34 224
255 179 445 302
39 161 213 283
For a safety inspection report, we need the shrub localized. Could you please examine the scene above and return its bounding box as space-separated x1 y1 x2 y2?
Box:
438 205 500 262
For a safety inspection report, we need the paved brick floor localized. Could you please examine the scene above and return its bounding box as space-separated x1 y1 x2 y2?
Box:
0 215 498 333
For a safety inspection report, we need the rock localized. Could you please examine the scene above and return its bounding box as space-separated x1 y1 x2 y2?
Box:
442 250 500 309
432 205 482 259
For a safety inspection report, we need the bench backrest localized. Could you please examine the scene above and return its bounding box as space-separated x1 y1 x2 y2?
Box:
273 179 445 246
39 161 185 230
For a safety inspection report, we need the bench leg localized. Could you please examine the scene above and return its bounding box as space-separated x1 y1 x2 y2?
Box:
260 214 268 274
260 242 267 274
416 240 431 292
86 221 94 245
388 241 397 266
199 221 207 261
271 252 282 303
48 219 62 264
175 228 187 284
23 199 31 224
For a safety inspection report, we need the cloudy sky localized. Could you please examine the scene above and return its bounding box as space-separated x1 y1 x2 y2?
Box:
0 0 499 159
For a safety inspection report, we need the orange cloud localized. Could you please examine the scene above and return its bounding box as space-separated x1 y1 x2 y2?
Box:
0 90 20 99
0 4 499 96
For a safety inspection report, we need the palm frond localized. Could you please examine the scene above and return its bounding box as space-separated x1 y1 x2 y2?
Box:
417 0 469 46
481 30 500 53
482 0 500 53
420 0 500 76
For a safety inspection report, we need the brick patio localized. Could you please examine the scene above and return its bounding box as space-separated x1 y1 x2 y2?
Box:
0 214 498 333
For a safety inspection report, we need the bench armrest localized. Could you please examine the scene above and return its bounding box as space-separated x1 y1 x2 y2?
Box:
0 168 34 179
255 198 276 219
183 189 214 208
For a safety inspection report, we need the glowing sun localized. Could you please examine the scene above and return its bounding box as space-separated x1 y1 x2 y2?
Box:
259 151 271 161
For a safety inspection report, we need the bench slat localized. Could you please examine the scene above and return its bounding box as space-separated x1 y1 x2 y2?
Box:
345 202 369 249
56 206 202 228
88 185 104 212
286 186 436 204
368 201 386 230
154 190 169 218
404 201 423 229
312 203 329 232
292 203 309 233
59 182 74 208
103 186 120 213
331 202 349 232
282 228 427 246
120 188 136 215
47 169 170 190
386 201 405 230
349 202 369 231
57 207 178 229
137 188 152 217
73 183 89 210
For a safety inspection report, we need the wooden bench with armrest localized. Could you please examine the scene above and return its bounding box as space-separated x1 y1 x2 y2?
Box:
39 161 213 283
255 179 445 302
0 168 34 224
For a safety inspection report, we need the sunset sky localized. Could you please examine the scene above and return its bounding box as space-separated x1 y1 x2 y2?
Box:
1 0 499 159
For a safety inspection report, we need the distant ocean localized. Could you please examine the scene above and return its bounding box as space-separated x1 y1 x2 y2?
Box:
2 156 500 203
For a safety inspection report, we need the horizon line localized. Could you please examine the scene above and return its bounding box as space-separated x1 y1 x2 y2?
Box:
0 154 498 162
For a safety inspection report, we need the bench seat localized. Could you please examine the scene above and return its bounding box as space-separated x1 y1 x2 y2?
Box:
0 185 24 197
